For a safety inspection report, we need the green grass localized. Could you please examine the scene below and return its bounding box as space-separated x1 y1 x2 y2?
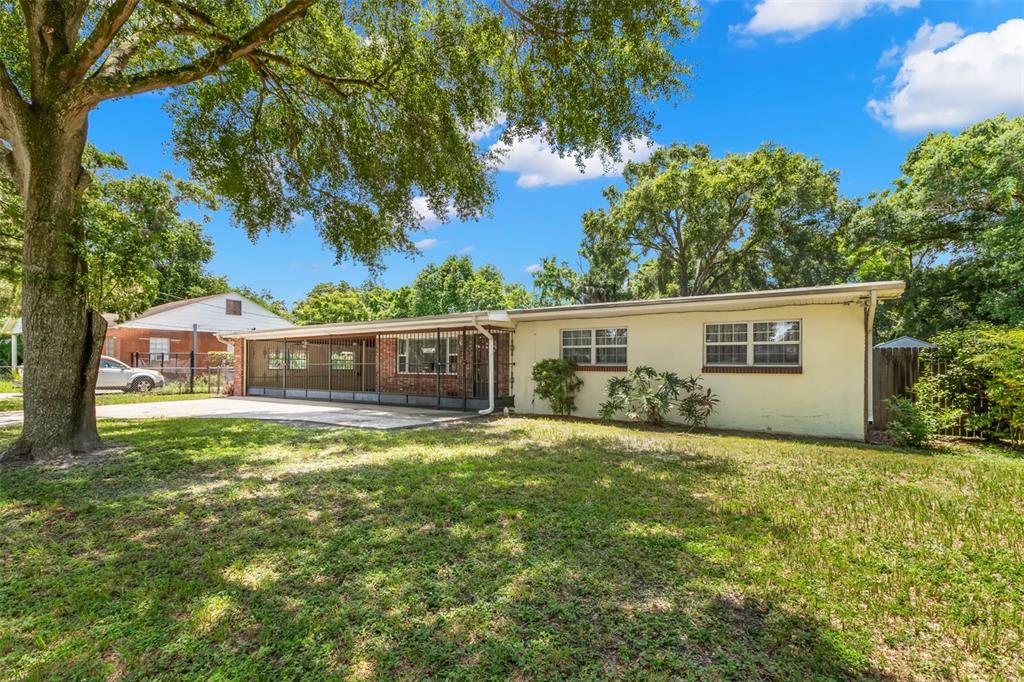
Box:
1 418 1022 680
0 391 214 412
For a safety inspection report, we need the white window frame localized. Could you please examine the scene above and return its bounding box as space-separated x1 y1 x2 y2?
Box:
331 350 355 371
560 327 628 367
267 350 284 370
287 349 308 370
703 320 802 368
397 335 459 375
148 337 170 359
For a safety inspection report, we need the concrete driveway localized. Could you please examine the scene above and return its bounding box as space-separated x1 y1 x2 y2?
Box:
0 396 475 430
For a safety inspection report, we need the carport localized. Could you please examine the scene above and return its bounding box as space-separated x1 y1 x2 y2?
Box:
230 311 515 414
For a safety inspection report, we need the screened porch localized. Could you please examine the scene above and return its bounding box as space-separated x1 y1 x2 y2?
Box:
244 327 513 411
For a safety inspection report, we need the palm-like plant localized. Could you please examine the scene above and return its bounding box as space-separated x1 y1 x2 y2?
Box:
600 366 717 428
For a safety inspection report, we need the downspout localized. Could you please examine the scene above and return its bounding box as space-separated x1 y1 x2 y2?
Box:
866 289 878 426
472 315 495 415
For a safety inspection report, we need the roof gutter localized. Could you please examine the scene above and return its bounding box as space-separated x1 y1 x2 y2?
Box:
866 289 879 427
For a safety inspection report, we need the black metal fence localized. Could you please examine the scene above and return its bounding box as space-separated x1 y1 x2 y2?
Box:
130 352 233 395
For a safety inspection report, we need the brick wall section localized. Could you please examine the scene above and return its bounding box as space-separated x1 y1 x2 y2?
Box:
232 341 245 396
377 332 511 397
104 327 228 365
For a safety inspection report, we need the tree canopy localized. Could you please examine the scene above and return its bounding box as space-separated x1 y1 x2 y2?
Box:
3 0 696 266
534 142 851 302
849 115 1024 338
292 255 534 324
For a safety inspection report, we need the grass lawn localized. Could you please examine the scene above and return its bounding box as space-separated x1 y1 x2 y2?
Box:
1 418 1021 680
0 391 215 412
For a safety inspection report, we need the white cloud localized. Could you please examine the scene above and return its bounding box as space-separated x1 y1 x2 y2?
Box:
736 0 918 39
491 136 657 188
457 245 474 254
411 196 443 228
468 114 506 142
415 237 439 250
868 19 1024 132
904 20 964 56
524 263 542 274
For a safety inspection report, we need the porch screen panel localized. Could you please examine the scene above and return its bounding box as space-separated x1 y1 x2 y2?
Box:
306 338 331 391
246 339 285 390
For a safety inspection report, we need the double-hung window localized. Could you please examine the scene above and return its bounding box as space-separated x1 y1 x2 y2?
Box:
331 350 355 371
148 337 170 360
397 335 458 374
704 320 801 368
560 328 628 367
287 349 307 370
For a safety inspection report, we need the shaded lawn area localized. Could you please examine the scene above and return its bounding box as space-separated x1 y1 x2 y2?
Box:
1 418 1022 680
0 391 214 412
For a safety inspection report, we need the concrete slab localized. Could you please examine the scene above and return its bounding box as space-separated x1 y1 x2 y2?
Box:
0 396 476 430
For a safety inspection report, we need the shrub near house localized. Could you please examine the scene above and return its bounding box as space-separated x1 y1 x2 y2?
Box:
915 326 1024 443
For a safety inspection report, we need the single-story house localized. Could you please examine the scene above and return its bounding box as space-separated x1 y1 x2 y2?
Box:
225 281 905 441
104 293 293 366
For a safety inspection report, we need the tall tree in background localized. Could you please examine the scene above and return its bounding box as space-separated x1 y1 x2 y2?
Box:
408 256 532 316
0 0 698 459
848 115 1023 340
292 281 369 324
532 209 633 305
588 143 849 298
1 146 224 320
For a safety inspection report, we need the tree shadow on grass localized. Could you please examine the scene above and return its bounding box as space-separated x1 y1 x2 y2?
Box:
0 419 892 680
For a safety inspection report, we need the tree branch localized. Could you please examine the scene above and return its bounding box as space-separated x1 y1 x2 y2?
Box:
79 0 315 106
65 0 141 83
0 60 28 143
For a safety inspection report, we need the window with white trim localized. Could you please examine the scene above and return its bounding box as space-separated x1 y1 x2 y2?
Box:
560 327 628 366
288 349 307 370
331 350 354 371
148 337 170 359
397 335 458 374
704 321 801 367
267 350 284 370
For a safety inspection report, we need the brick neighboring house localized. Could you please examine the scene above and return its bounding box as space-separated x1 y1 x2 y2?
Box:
104 293 292 366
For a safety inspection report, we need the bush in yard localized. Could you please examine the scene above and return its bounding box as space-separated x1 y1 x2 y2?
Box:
207 351 235 368
531 359 584 416
677 376 719 429
599 366 717 427
914 326 1024 442
885 396 934 447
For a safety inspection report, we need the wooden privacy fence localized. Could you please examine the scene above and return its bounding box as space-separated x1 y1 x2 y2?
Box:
873 347 1019 442
872 347 926 431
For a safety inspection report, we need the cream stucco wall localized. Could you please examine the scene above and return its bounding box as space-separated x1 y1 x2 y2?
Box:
511 302 867 440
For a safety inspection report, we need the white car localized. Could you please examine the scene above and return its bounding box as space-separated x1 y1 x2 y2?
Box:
98 356 165 392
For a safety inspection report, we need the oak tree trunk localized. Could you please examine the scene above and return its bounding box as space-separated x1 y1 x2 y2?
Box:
1 112 105 462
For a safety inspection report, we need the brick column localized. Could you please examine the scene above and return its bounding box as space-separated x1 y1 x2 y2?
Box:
232 340 246 396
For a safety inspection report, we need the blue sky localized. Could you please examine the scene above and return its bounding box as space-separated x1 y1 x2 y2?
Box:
87 0 1024 305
